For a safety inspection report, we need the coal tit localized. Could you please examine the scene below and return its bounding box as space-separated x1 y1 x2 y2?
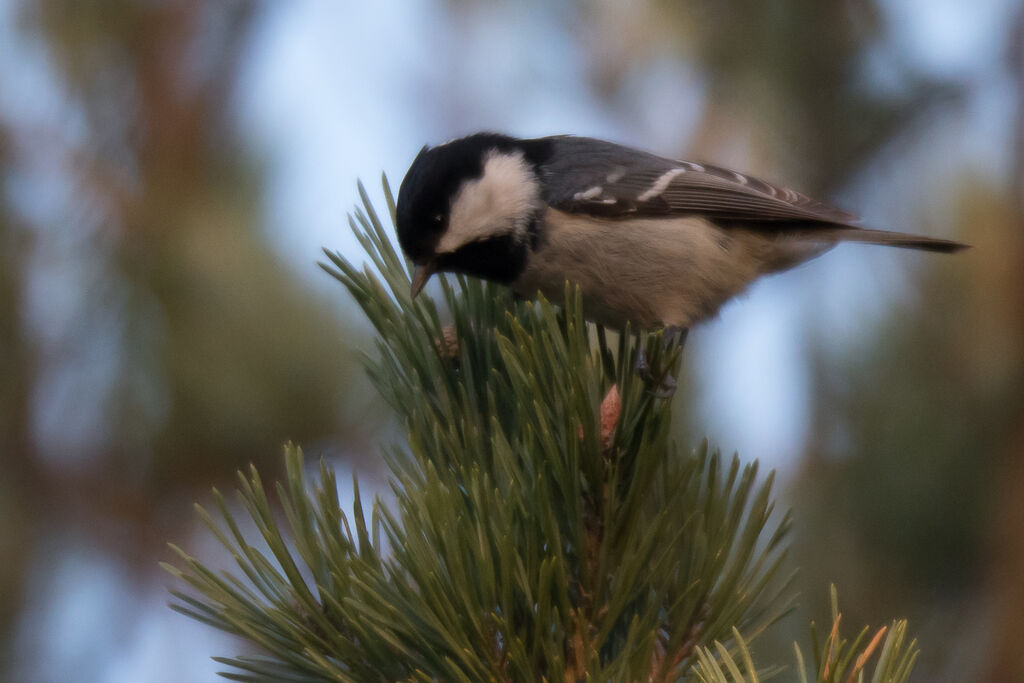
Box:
396 133 966 331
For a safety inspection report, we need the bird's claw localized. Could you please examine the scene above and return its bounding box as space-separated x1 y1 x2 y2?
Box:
634 326 688 398
635 350 678 398
649 373 677 398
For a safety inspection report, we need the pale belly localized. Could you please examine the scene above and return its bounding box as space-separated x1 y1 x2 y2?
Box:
512 209 822 330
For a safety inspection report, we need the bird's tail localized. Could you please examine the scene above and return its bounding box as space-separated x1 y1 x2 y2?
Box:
798 227 969 253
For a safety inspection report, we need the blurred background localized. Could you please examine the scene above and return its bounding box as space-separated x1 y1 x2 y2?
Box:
0 0 1021 680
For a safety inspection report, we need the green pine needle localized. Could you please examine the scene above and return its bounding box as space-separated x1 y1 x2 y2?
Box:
163 177 915 681
693 591 919 683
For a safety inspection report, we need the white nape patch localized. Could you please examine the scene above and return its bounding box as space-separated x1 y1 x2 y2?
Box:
637 167 685 202
573 186 603 201
438 149 541 254
606 168 625 183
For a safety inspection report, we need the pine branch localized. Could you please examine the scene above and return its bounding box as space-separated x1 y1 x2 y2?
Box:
692 587 919 683
162 176 913 681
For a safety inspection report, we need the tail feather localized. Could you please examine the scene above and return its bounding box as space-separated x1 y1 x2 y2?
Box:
796 227 969 253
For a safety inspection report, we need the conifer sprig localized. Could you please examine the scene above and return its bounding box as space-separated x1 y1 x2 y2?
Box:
692 587 919 683
164 177 914 682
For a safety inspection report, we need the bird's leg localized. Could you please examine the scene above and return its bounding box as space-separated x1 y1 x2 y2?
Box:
652 326 687 397
635 345 651 376
635 326 689 398
664 325 689 349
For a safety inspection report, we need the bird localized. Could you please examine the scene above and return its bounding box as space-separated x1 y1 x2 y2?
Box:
396 132 967 336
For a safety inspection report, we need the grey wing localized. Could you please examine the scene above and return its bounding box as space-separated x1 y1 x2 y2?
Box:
537 136 858 225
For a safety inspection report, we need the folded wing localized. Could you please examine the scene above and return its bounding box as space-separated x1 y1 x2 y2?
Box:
538 135 858 225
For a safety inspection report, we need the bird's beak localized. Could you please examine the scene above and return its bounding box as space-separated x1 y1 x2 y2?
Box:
410 261 437 299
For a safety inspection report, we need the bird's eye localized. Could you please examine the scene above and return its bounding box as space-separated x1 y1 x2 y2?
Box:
432 214 443 224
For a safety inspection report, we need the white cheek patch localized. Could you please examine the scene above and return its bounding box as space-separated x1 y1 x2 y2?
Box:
438 149 541 254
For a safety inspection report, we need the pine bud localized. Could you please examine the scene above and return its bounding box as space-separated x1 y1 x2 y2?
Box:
434 324 459 360
600 384 621 450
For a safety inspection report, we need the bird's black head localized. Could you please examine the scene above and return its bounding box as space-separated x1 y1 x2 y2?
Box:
396 133 551 295
396 133 522 263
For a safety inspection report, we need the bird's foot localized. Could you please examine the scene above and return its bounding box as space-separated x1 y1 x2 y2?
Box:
650 373 678 398
635 326 688 398
635 346 651 377
664 326 689 349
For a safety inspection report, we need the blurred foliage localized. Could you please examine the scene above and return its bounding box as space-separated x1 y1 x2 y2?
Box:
0 1 365 678
572 0 960 191
0 130 36 673
806 188 1022 584
693 587 918 683
794 184 1024 680
7 0 362 513
668 0 958 192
